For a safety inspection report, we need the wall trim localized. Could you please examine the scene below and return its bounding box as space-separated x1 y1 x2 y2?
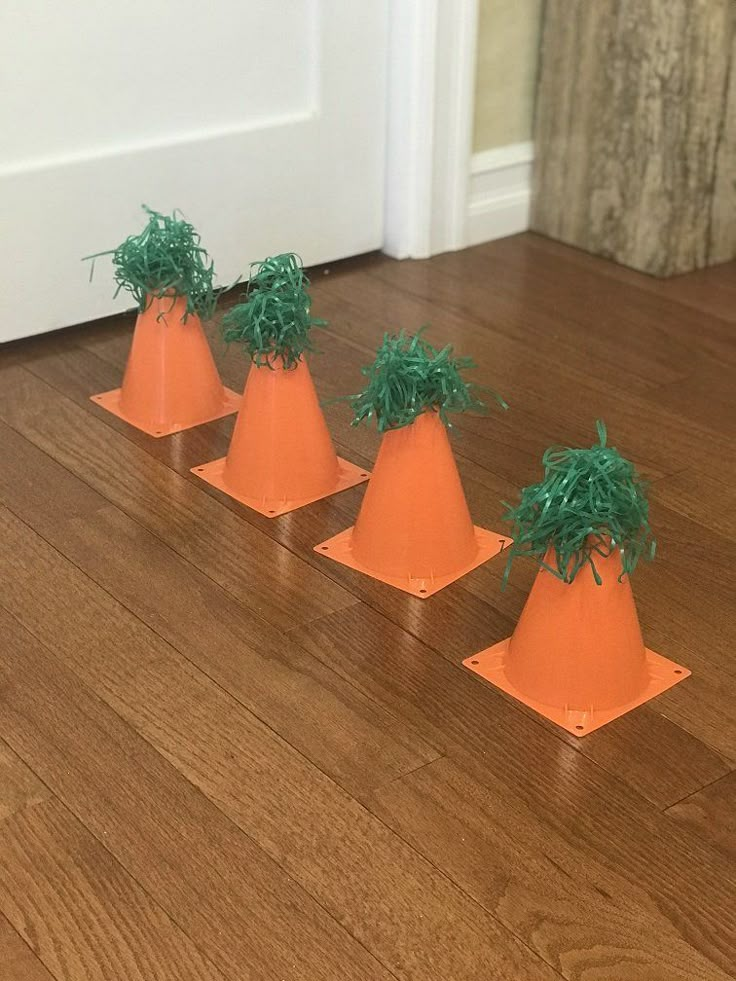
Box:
383 0 479 259
467 140 534 246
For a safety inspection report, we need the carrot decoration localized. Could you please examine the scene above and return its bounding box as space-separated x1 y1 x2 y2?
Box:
502 421 655 586
191 252 367 516
85 205 218 321
347 328 507 432
221 253 326 369
85 206 239 436
315 329 509 598
465 422 688 738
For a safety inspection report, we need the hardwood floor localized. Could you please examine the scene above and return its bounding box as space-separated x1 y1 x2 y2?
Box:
0 233 734 980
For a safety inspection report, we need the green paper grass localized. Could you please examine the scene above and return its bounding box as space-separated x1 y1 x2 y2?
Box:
347 329 507 433
502 421 656 586
221 253 326 370
85 206 218 320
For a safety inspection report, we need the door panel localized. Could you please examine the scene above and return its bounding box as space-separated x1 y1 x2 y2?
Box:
0 0 387 340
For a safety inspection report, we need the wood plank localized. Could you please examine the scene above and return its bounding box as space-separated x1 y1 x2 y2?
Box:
0 799 226 981
291 602 736 976
628 503 736 760
2 236 734 978
353 250 733 484
313 271 736 563
34 258 736 548
475 234 736 354
430 242 736 530
313 268 674 484
666 772 736 862
59 258 669 489
367 756 733 981
16 325 731 800
20 323 375 500
656 357 736 446
363 245 696 387
0 915 55 981
0 606 395 981
653 467 736 545
539 710 731 809
16 253 736 779
0 738 50 823
37 259 723 552
512 233 736 322
0 521 563 981
0 362 355 632
0 362 521 686
0 422 440 798
441 480 735 795
292 487 733 804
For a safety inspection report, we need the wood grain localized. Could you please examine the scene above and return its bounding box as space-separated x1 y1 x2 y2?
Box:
0 421 438 799
0 799 225 981
0 606 393 981
492 231 736 333
472 233 736 362
0 362 355 633
1 235 734 979
666 772 736 862
292 602 736 977
533 0 736 275
0 739 50 823
16 299 731 802
0 518 562 981
0 915 55 981
5 248 734 786
368 756 734 981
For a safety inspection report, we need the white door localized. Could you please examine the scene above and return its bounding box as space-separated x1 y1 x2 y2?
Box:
0 0 387 341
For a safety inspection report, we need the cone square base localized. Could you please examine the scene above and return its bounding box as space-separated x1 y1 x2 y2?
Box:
463 639 691 736
191 456 370 517
315 527 510 598
90 388 241 438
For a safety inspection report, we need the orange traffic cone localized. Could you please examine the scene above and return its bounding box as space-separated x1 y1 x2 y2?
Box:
464 546 690 735
315 411 509 597
192 357 369 516
91 294 240 437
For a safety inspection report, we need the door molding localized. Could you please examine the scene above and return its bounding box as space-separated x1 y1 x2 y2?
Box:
467 141 534 246
383 0 479 259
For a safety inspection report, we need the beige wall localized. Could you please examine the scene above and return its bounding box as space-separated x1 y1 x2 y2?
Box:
473 0 542 152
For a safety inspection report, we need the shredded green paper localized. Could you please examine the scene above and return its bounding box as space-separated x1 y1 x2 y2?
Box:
85 206 218 320
347 329 507 433
502 421 656 586
221 253 326 369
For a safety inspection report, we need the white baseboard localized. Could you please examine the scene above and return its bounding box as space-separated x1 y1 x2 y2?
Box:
466 141 533 246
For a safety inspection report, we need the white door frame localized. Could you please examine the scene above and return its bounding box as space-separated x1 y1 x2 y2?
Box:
383 0 479 259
